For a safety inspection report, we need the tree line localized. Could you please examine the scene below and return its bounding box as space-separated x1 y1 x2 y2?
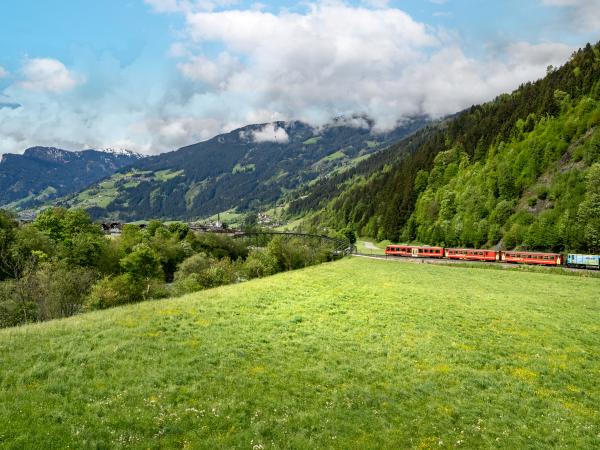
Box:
0 208 340 329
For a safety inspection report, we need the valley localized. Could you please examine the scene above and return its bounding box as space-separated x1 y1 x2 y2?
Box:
51 118 429 221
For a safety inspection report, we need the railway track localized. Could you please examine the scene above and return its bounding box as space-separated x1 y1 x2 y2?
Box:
352 253 599 274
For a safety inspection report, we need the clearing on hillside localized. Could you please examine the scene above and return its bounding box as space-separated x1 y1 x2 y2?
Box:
1 258 599 448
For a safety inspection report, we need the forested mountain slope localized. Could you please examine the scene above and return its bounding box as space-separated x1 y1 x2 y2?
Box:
58 118 428 221
0 147 142 211
295 42 600 253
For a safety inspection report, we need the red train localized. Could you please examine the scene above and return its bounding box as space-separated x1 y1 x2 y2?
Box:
385 245 444 258
385 245 563 266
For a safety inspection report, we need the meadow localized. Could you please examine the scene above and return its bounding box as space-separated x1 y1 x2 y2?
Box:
1 257 599 449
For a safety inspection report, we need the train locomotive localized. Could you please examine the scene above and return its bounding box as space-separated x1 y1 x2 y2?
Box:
384 245 600 270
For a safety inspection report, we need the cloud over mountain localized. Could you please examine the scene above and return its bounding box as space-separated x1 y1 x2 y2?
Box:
0 1 586 155
542 0 600 31
163 2 572 129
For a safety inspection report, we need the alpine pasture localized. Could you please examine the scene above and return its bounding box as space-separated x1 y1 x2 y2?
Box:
1 257 599 449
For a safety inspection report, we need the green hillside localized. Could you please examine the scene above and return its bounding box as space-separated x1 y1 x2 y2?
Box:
1 258 599 448
56 119 428 221
293 42 600 253
0 147 142 211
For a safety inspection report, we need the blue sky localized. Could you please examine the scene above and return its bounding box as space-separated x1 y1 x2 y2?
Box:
0 0 598 154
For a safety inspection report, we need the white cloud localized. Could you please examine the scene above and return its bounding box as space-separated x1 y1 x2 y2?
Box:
542 0 600 31
0 66 8 78
17 58 83 93
177 52 242 89
144 0 239 13
169 3 573 129
144 0 191 13
0 1 582 156
361 0 390 8
240 123 289 143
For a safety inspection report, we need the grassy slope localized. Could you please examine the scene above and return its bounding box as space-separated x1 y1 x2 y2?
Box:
1 258 599 449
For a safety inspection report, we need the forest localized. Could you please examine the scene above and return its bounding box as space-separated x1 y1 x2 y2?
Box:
292 42 600 253
0 208 340 328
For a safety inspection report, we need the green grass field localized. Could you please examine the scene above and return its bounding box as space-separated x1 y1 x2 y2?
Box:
1 258 599 449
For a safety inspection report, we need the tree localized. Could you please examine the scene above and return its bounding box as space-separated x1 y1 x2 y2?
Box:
34 208 100 243
167 222 190 240
578 163 600 251
175 253 214 279
243 249 279 279
341 227 357 246
85 273 143 310
0 210 18 280
120 244 163 299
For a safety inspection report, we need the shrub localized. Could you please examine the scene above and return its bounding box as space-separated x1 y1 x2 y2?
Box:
187 233 248 260
175 253 214 279
243 249 279 279
85 273 144 310
34 263 98 320
197 258 239 288
267 236 323 271
120 244 162 280
171 273 204 297
0 262 97 325
0 280 34 328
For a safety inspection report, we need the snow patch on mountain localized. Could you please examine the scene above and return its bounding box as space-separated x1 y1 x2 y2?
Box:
99 148 145 159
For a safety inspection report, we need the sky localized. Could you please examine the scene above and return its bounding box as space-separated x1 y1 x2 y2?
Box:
0 0 598 155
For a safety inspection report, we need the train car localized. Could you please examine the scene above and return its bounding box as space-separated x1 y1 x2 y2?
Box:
501 251 562 266
445 248 499 262
566 254 600 270
385 245 444 258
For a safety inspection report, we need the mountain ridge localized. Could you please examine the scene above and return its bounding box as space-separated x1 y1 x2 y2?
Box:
56 117 430 220
0 147 144 211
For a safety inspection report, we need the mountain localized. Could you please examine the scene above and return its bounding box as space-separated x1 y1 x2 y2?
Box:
58 117 429 220
293 42 600 253
0 147 143 211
